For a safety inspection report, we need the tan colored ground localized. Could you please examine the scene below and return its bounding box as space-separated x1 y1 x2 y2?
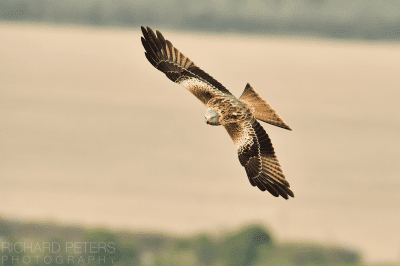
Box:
1 22 399 263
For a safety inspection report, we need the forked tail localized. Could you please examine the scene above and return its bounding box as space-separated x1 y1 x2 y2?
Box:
239 83 292 130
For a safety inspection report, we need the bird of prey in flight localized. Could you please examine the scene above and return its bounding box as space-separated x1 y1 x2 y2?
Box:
141 26 294 199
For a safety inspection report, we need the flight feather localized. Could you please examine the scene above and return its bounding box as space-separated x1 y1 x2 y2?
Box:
141 26 233 105
224 118 294 199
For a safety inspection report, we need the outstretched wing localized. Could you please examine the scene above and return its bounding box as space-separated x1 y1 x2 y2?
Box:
224 117 294 199
141 26 233 105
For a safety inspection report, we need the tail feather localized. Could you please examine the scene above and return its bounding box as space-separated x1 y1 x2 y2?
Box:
239 83 291 130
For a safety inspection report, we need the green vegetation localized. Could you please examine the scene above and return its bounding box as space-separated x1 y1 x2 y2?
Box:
1 0 400 41
2 216 395 266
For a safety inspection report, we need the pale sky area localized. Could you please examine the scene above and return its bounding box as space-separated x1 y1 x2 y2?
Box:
1 22 399 264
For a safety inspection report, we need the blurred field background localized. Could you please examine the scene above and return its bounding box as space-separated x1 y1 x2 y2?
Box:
1 0 400 265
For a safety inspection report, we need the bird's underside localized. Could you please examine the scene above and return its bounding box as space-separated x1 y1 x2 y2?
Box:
141 26 294 199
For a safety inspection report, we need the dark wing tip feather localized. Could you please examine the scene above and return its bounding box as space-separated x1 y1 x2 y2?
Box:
141 26 146 35
286 187 295 198
141 26 188 82
253 176 294 200
230 120 294 200
144 52 157 68
156 30 166 44
141 26 233 97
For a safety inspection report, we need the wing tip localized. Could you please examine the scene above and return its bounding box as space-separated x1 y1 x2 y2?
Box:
253 176 294 200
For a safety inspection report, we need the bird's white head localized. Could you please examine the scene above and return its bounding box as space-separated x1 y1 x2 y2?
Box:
204 109 220 126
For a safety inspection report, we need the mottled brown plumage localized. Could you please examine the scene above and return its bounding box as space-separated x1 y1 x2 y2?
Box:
141 26 293 199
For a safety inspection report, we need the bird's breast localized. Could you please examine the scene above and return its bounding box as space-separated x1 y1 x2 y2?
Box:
207 96 251 125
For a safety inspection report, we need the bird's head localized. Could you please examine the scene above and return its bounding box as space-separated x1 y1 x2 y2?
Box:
204 109 220 126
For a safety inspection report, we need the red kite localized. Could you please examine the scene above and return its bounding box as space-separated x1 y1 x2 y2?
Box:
141 26 294 199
